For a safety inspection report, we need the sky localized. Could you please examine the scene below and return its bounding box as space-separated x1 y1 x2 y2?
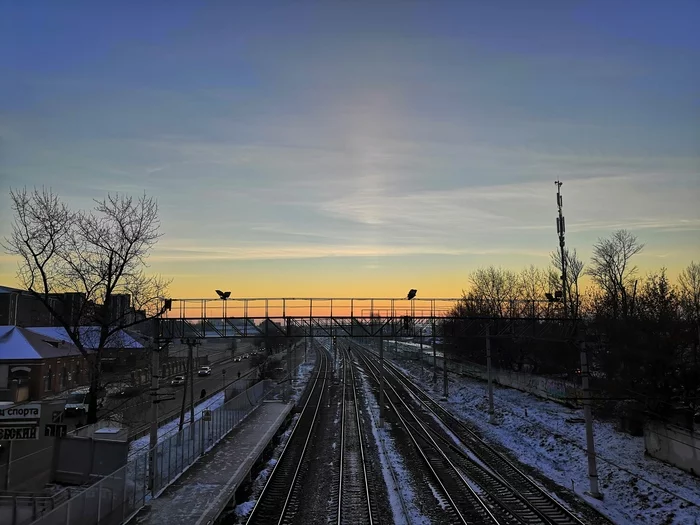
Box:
1 1 699 300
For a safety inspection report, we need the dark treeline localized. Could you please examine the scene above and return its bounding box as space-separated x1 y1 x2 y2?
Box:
443 229 700 430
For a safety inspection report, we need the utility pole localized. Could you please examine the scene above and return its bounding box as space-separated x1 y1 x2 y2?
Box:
432 321 437 384
442 333 448 399
379 336 385 428
486 326 494 422
580 340 602 498
189 340 195 437
420 328 424 379
333 336 337 377
148 320 160 491
555 180 568 317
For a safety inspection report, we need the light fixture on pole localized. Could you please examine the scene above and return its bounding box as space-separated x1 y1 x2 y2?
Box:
215 290 231 333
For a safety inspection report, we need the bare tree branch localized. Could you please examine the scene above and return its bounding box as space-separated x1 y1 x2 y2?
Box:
3 187 170 424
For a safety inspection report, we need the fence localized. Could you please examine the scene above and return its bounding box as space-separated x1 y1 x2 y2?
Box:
381 340 583 406
644 420 700 475
24 380 275 525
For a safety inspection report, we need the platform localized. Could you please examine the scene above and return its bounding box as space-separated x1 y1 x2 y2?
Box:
130 401 294 525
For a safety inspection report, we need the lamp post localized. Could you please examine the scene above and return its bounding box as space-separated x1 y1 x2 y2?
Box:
215 290 231 335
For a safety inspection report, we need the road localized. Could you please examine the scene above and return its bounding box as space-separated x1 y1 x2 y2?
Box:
96 341 263 435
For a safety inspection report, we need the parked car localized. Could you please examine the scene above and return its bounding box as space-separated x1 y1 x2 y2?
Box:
198 366 212 377
171 376 186 386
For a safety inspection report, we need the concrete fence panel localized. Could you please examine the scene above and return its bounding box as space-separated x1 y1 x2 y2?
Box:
644 421 700 475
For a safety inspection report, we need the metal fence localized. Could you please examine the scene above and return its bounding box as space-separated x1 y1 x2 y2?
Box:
25 380 275 525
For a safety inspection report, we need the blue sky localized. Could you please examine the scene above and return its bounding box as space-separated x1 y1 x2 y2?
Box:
1 1 698 297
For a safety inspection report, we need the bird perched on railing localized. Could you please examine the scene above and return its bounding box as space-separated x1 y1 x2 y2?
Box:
407 289 417 300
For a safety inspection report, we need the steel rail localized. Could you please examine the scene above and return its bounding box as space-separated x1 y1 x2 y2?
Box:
246 343 329 525
357 341 587 525
353 344 502 525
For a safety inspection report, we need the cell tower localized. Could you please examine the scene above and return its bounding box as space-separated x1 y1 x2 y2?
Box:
555 180 567 315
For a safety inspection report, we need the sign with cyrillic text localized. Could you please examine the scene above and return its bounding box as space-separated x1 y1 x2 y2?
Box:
0 426 39 440
0 404 41 420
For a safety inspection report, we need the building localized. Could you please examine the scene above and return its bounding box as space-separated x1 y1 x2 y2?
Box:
0 285 54 326
108 293 132 326
0 285 142 330
0 326 89 402
25 326 145 371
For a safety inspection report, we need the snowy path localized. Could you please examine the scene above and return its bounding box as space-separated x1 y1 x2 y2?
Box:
392 357 700 525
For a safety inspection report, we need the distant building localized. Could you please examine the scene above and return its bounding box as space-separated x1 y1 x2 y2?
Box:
0 326 89 402
0 285 142 331
108 293 132 326
0 286 54 326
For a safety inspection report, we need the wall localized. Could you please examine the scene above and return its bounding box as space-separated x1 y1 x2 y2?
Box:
644 421 700 475
391 342 583 407
449 359 583 406
37 356 89 399
0 400 67 491
53 435 129 485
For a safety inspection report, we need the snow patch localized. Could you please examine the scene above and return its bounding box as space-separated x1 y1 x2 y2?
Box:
389 354 700 525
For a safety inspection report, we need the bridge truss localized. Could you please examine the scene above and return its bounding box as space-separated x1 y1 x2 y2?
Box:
157 297 578 342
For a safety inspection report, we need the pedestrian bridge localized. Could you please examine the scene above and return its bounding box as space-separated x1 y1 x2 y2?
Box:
157 296 576 341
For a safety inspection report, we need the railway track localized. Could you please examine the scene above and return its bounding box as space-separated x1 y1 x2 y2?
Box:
353 341 588 525
352 345 503 524
335 347 376 525
246 346 329 525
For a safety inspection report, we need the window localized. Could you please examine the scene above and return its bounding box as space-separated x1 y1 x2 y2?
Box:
45 365 53 392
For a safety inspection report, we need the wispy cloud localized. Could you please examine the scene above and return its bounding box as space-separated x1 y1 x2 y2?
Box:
152 242 549 261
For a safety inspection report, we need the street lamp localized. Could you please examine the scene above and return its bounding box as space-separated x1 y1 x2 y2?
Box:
215 290 231 333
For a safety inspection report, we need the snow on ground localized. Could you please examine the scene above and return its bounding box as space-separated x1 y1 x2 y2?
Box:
391 356 700 525
358 368 431 525
228 350 318 522
292 352 317 402
129 391 226 455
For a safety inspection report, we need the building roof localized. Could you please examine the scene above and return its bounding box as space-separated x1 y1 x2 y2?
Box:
0 326 84 360
25 327 144 350
0 285 25 294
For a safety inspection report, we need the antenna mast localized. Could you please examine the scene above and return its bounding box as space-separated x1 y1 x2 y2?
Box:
555 180 567 316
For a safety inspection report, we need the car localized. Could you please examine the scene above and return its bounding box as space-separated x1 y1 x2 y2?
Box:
243 353 250 359
64 389 104 417
233 356 241 362
198 366 212 377
171 376 186 386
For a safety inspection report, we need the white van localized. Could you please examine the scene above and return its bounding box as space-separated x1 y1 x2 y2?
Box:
64 388 104 417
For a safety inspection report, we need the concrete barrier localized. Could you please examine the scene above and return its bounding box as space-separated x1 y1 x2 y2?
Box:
644 421 700 475
387 341 582 407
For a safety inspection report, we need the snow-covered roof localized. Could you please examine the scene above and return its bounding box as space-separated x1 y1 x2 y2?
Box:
0 326 84 360
0 285 25 294
25 327 144 350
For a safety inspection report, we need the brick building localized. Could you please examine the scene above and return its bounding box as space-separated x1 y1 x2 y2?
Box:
0 326 89 402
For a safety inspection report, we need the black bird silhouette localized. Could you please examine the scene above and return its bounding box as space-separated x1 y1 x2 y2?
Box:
216 290 231 299
407 289 417 300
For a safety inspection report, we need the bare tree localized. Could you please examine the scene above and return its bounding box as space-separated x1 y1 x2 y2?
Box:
678 261 700 325
4 188 170 423
586 229 644 319
678 261 700 416
551 248 585 319
518 265 549 317
467 266 523 317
